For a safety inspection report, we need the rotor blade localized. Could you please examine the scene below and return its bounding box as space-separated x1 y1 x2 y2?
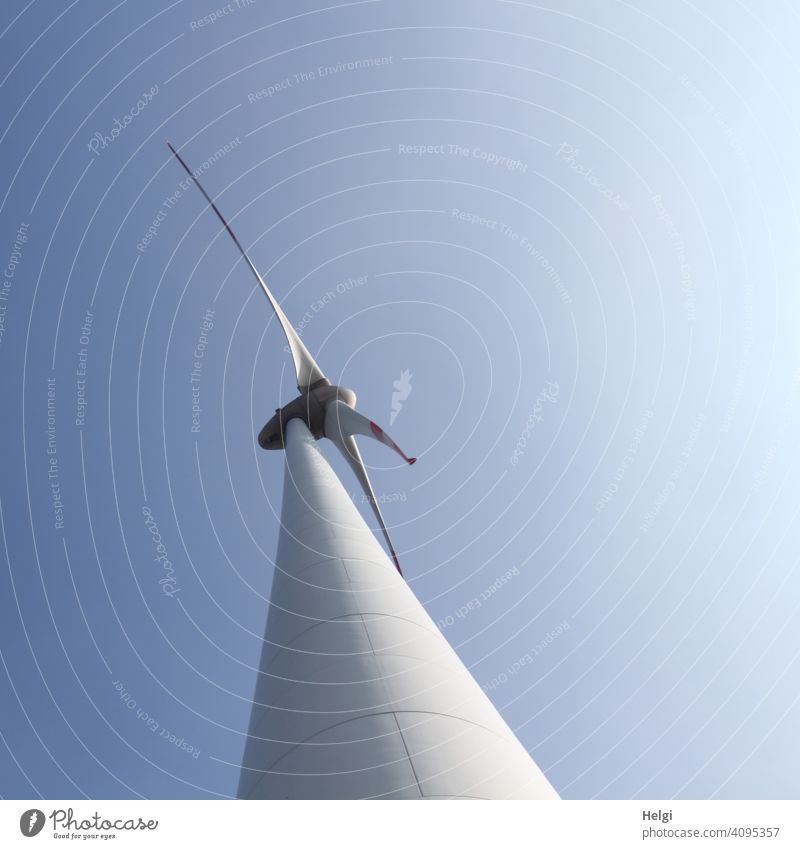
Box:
324 400 416 465
167 141 326 390
327 430 404 576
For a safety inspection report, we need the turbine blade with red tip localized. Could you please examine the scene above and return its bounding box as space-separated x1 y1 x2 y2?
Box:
324 400 417 465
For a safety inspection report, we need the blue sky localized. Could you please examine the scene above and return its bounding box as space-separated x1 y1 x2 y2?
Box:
1 0 799 799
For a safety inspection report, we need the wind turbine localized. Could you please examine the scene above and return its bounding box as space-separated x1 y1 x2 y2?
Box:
168 142 414 574
169 142 559 800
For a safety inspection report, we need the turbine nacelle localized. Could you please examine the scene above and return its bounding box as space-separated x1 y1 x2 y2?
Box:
258 381 357 449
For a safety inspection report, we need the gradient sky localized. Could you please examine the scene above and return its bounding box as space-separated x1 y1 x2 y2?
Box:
1 0 799 800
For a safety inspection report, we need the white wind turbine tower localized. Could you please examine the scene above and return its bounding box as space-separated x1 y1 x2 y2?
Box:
169 143 559 800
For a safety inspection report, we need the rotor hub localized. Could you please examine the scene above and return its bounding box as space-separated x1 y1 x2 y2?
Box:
257 383 357 449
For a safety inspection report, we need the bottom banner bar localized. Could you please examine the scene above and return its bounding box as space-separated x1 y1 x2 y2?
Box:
2 800 797 848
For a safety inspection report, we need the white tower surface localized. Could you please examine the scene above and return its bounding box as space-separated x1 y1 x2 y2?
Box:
238 419 559 800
